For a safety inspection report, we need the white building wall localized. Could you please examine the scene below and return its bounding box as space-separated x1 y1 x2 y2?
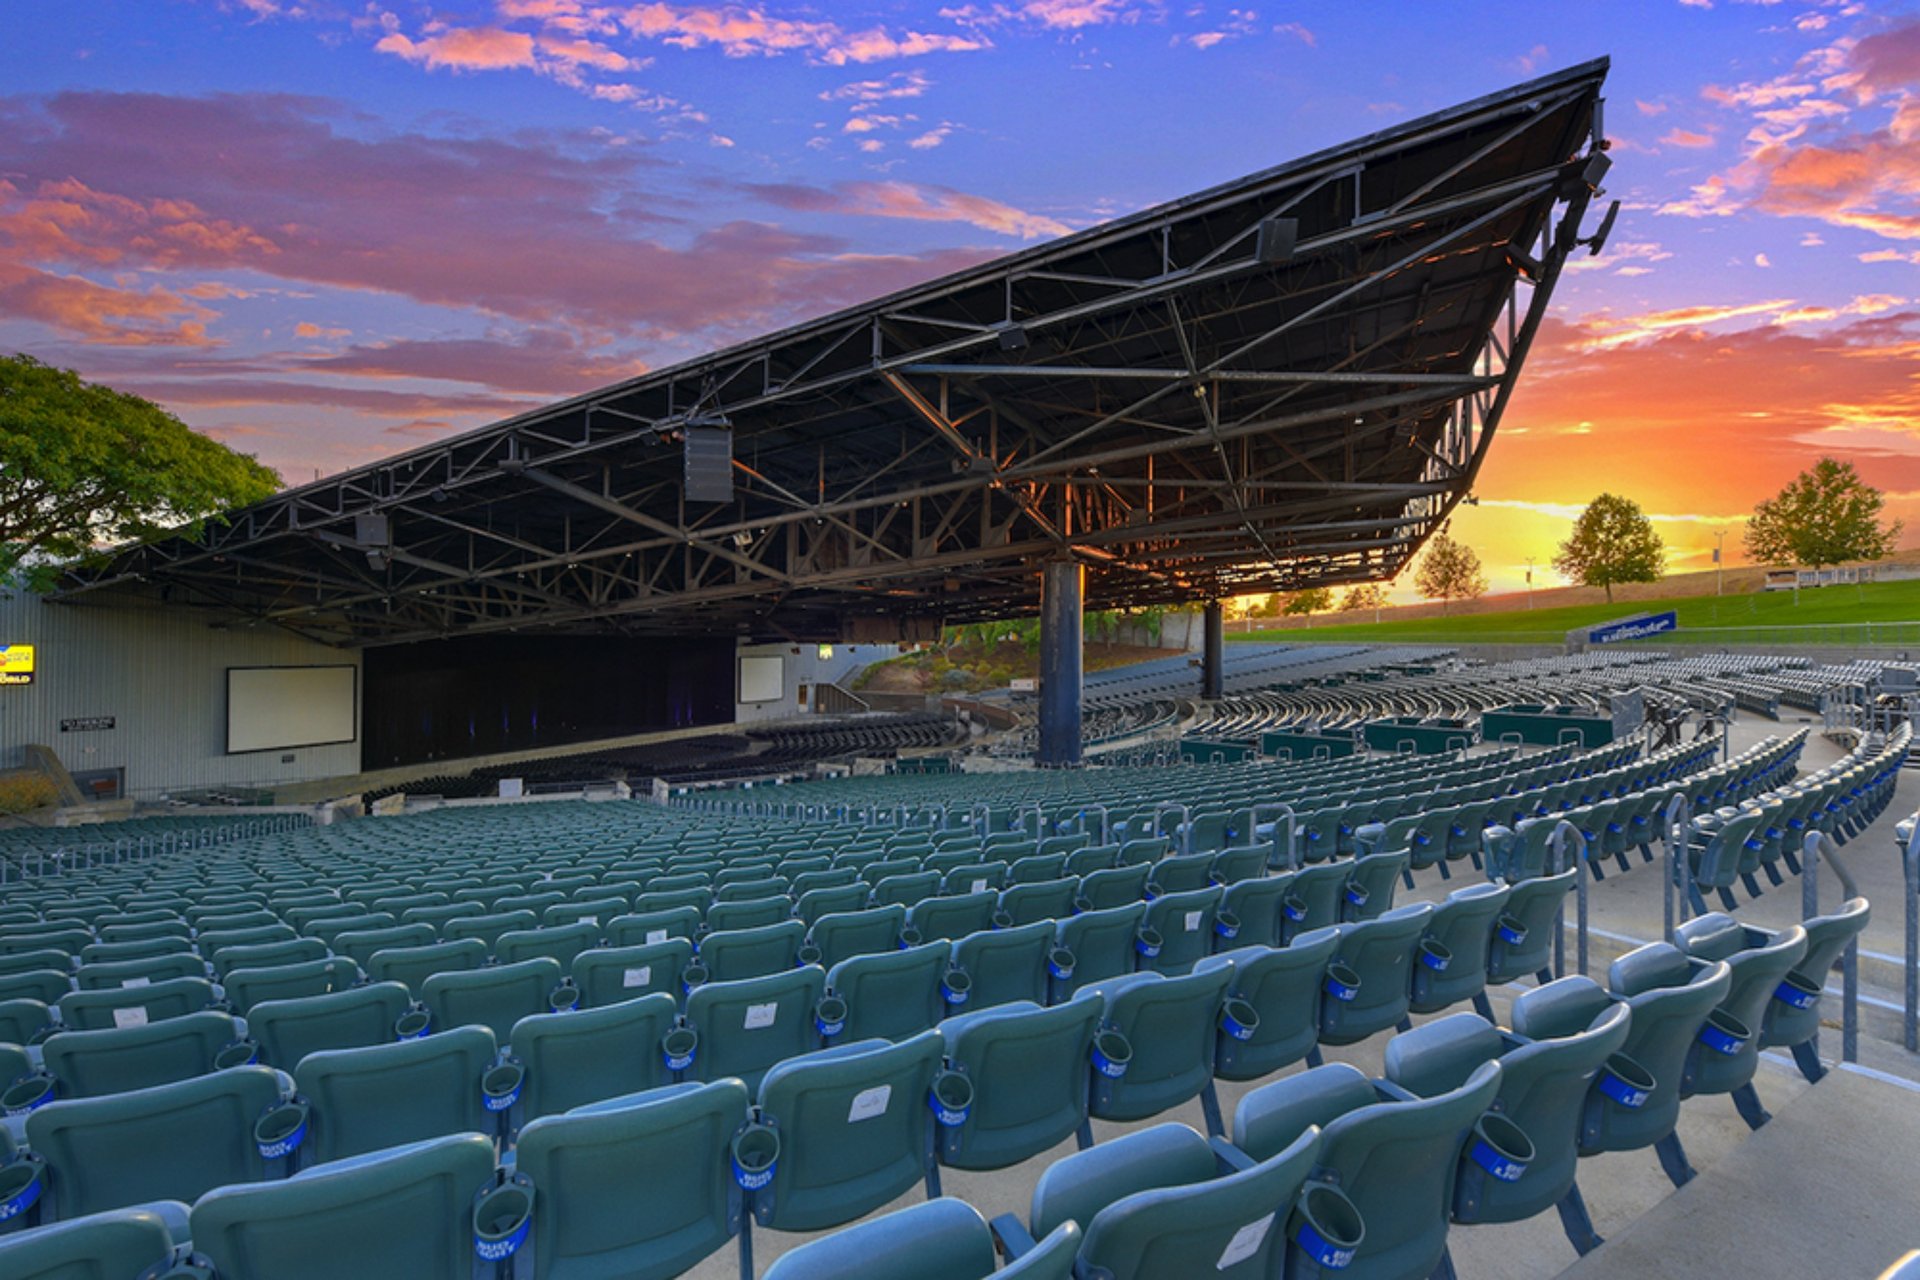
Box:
731 641 900 725
0 588 362 798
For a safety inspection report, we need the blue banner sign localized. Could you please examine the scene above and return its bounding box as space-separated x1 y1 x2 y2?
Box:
1587 612 1677 645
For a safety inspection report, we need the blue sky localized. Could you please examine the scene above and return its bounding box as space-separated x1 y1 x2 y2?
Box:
3 0 1918 592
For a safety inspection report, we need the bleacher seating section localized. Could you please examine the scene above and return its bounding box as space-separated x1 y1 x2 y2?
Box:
0 711 1903 1279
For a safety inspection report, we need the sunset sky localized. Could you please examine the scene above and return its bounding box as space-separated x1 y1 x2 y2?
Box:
4 0 1919 599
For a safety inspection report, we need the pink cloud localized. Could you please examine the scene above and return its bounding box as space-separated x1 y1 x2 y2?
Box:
300 330 648 395
742 178 1071 238
0 90 997 340
0 261 216 346
375 27 539 71
618 4 987 64
1659 127 1717 148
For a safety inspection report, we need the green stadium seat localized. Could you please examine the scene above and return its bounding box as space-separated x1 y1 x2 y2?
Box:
190 1133 500 1280
1195 930 1340 1081
40 1010 245 1098
572 940 694 1009
907 891 996 945
1483 869 1576 987
1002 1121 1320 1280
766 1197 1079 1280
1760 896 1870 1082
605 906 703 947
1077 864 1150 912
826 943 947 1042
224 957 360 1015
508 992 678 1121
935 997 1101 1171
997 879 1076 929
26 1064 283 1219
292 1025 497 1163
685 967 827 1093
249 981 409 1075
806 906 905 972
0 999 52 1046
514 1079 749 1280
0 970 71 1005
748 1032 944 1235
1051 902 1146 999
1083 965 1232 1134
1410 883 1508 1018
422 956 566 1041
951 921 1052 1010
364 939 487 997
699 921 805 984
0 1206 180 1279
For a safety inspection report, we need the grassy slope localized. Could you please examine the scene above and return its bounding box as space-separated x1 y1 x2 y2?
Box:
1235 578 1920 642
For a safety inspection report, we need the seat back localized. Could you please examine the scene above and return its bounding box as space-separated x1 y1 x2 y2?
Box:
494 922 600 970
27 1065 282 1219
1139 887 1223 976
1078 864 1150 912
509 993 678 1121
1281 863 1348 941
1319 904 1430 1046
937 997 1101 1171
1089 966 1233 1123
250 982 412 1071
907 891 997 944
1074 1124 1322 1280
225 958 361 1015
365 939 487 997
1220 874 1293 950
572 939 694 1009
686 967 826 1093
700 920 805 984
762 1196 1070 1280
1410 883 1509 1015
1319 1061 1502 1280
1199 929 1338 1081
753 1033 943 1232
951 921 1052 1009
422 956 563 1042
42 1010 239 1098
57 976 215 1031
1486 869 1576 981
1589 949 1732 1152
809 907 906 972
329 924 436 970
75 952 205 991
828 943 947 1043
998 879 1077 929
0 1207 178 1279
292 1025 496 1163
1763 897 1869 1049
1674 917 1806 1096
191 1133 497 1280
1053 903 1147 998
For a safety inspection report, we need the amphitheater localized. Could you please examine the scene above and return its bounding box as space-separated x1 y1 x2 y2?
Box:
5 58 1920 1280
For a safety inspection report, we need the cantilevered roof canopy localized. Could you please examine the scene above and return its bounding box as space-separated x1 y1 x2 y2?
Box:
57 59 1613 647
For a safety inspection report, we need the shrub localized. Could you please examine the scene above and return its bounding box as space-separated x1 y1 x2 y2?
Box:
0 772 58 815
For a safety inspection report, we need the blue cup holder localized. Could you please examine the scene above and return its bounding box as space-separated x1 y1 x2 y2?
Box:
1047 946 1075 981
548 979 579 1013
1595 1052 1654 1110
1214 910 1241 941
681 963 709 995
929 1070 973 1127
1417 939 1452 973
731 1124 780 1192
1324 962 1361 1003
1134 927 1164 959
1696 1009 1750 1057
482 1062 525 1114
1466 1112 1533 1183
662 1025 698 1072
1290 1181 1363 1272
1282 896 1309 923
1495 915 1527 947
1091 1029 1132 1079
254 1099 310 1160
1772 972 1819 1012
941 969 972 1007
1220 997 1259 1043
814 995 848 1038
394 1007 431 1041
472 1176 535 1263
1344 882 1368 908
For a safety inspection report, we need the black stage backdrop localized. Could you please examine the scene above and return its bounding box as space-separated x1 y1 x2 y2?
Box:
363 635 733 769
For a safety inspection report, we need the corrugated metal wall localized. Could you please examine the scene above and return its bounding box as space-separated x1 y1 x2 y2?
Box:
0 589 361 798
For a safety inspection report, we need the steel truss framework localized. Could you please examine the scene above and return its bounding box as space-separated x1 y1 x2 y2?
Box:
57 61 1613 648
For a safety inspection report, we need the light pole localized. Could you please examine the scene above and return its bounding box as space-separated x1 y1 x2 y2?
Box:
1524 559 1535 610
1713 531 1725 597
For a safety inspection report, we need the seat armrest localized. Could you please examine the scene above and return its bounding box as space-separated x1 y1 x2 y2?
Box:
1210 1136 1257 1173
990 1212 1040 1261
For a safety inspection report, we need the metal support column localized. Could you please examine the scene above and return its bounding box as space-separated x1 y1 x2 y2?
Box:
1202 600 1224 701
1037 559 1084 768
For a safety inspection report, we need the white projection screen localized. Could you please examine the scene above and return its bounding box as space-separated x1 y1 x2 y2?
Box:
738 655 784 704
227 666 358 754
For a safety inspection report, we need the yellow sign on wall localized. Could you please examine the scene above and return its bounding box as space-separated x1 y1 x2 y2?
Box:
0 644 35 686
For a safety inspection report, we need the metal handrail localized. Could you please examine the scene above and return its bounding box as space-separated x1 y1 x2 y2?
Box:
1803 829 1862 1065
1547 819 1590 980
1661 791 1695 943
1902 817 1919 1053
1153 802 1193 855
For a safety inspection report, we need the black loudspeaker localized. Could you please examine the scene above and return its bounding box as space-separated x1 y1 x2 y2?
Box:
1255 216 1299 264
684 426 734 504
354 512 391 548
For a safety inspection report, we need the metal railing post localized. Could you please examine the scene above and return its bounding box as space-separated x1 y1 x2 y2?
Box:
1661 791 1694 943
1250 803 1298 871
1549 820 1589 980
1904 819 1920 1054
1803 829 1862 1065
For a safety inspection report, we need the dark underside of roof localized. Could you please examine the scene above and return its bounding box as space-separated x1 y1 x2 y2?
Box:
57 59 1612 648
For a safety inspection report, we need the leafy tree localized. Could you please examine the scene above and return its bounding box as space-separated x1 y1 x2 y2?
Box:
1744 457 1903 569
1283 586 1333 615
1552 492 1666 603
1338 584 1389 613
1414 531 1487 614
1 354 281 587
